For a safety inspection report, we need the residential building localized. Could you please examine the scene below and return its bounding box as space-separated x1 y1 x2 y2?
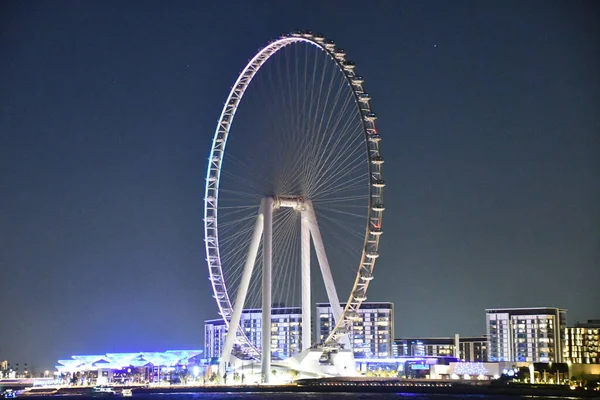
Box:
0 360 8 379
393 335 488 362
204 318 227 360
460 336 488 362
204 306 302 360
564 319 600 364
486 307 566 363
316 302 394 359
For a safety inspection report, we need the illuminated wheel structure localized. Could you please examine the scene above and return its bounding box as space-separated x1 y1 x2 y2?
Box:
204 31 384 382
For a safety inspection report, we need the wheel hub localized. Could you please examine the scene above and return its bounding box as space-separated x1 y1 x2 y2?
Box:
273 195 305 210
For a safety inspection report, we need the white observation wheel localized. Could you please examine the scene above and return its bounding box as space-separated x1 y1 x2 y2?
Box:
204 31 384 381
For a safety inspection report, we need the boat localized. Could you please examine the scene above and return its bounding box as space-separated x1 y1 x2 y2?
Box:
91 386 117 397
19 387 59 396
121 389 133 397
2 390 17 399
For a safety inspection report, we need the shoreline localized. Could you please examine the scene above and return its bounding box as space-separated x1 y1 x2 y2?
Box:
134 382 599 398
10 380 600 399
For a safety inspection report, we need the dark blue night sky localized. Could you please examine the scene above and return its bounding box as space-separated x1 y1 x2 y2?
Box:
1 1 598 370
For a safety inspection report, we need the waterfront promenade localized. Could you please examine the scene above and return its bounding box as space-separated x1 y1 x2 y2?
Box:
4 378 599 399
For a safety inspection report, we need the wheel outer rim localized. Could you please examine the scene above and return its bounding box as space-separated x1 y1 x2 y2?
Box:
204 34 384 356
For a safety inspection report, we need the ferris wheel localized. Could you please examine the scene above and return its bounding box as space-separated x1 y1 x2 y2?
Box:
204 31 384 380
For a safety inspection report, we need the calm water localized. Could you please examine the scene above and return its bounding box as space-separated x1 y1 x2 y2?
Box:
23 394 586 400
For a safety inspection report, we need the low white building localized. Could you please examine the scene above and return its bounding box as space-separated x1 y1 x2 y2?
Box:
55 350 203 384
430 361 509 380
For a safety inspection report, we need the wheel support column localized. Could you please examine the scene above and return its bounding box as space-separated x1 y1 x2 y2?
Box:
301 208 311 351
220 201 265 374
305 201 350 348
261 196 273 383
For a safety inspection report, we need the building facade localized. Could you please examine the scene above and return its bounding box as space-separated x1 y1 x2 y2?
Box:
0 360 8 379
393 335 488 362
486 307 566 363
316 302 394 359
55 350 203 384
564 319 600 364
204 318 227 360
204 306 302 360
460 336 488 362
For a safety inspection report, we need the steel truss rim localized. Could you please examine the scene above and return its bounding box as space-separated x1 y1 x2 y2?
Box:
204 31 384 357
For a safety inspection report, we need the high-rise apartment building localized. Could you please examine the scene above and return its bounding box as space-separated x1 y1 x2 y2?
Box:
204 318 227 360
393 336 488 362
486 307 566 363
564 319 600 364
460 336 488 362
316 302 394 359
204 306 302 360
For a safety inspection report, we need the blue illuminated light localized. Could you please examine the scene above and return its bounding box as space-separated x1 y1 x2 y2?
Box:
453 362 490 376
56 350 203 372
357 356 459 364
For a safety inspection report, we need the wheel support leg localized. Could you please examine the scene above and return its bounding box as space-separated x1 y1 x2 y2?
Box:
301 208 311 351
305 201 350 348
220 200 264 374
261 196 273 383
